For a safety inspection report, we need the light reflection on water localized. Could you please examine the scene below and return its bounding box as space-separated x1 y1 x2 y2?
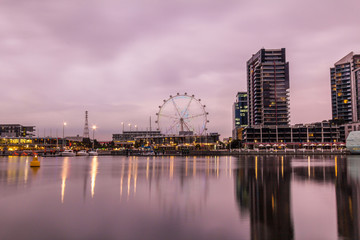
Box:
0 155 359 240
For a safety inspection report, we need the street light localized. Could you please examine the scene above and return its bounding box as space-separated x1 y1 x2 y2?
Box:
121 122 124 133
128 123 131 131
62 122 67 149
135 125 138 131
92 125 97 149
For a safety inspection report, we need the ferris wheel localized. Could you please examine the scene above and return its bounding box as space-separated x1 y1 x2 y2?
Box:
155 93 209 135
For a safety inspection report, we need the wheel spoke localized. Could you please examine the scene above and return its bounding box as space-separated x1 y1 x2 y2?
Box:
158 113 178 119
181 98 193 118
167 122 178 133
183 121 194 132
184 113 206 120
171 99 182 117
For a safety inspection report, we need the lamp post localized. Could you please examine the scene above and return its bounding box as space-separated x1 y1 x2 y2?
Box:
62 122 67 149
128 123 132 132
92 125 97 149
135 125 138 131
121 122 124 133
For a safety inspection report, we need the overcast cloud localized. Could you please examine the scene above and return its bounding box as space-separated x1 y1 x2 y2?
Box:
1 0 360 140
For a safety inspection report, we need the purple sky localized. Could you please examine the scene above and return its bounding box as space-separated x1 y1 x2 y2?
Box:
1 0 360 140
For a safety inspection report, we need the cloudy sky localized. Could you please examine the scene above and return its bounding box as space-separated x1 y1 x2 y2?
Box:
1 0 360 140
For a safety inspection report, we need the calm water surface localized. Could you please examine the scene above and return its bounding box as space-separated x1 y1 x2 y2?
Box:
0 155 359 240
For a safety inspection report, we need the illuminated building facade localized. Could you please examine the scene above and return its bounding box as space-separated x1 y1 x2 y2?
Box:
112 130 163 147
0 124 35 138
242 120 340 143
135 133 220 150
247 48 290 126
113 131 162 142
331 52 360 123
232 92 248 139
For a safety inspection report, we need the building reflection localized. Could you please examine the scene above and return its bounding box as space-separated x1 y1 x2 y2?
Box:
235 155 293 240
335 156 360 239
4 154 360 239
115 155 228 218
0 157 34 193
291 155 359 239
235 155 360 240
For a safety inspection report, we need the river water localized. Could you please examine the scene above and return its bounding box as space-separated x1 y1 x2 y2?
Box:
0 155 359 240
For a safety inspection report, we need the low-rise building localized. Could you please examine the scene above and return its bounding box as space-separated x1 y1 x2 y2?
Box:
0 124 35 138
113 131 163 146
342 122 360 140
242 121 340 144
135 132 220 150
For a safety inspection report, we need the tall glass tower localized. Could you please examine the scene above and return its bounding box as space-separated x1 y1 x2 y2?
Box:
331 52 360 123
247 48 290 126
232 92 248 139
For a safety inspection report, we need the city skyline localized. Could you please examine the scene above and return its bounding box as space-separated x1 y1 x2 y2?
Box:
1 0 360 140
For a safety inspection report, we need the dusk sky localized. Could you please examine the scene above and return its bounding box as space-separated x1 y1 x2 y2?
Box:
1 0 360 140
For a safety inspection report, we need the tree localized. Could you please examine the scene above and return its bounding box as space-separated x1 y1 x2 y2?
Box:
82 138 92 148
230 139 242 149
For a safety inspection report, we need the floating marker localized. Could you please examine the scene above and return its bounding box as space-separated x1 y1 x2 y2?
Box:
30 155 40 167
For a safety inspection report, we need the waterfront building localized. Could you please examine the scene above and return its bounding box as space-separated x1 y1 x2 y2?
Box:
0 124 35 138
331 52 360 123
242 120 340 145
0 136 90 152
247 48 290 126
135 132 220 150
113 130 163 146
341 121 360 141
232 92 248 140
65 135 85 142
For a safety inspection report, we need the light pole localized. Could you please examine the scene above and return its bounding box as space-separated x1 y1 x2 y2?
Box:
62 122 67 149
135 125 138 131
128 123 132 132
121 122 124 133
92 125 97 149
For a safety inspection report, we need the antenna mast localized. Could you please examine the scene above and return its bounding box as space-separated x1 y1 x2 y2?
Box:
150 116 152 131
83 111 90 138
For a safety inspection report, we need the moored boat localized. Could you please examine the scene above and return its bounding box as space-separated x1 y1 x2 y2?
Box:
88 149 98 156
61 149 76 157
77 150 89 156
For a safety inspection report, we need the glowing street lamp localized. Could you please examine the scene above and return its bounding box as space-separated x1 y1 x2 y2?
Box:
135 125 138 131
128 123 132 131
92 125 97 149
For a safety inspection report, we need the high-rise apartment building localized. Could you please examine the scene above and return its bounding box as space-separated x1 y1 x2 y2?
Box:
247 48 290 126
233 92 248 128
232 92 248 139
331 52 360 123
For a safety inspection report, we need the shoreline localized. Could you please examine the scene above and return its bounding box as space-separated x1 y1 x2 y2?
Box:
0 149 350 157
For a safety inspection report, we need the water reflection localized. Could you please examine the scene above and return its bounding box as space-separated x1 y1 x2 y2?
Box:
235 155 360 240
90 156 98 198
235 155 293 240
61 157 69 203
2 155 360 239
0 156 35 190
120 158 125 199
336 156 360 239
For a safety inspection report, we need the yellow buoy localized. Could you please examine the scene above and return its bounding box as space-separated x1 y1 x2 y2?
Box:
30 155 40 167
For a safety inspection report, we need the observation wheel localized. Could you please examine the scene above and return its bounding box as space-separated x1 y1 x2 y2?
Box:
156 93 209 135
